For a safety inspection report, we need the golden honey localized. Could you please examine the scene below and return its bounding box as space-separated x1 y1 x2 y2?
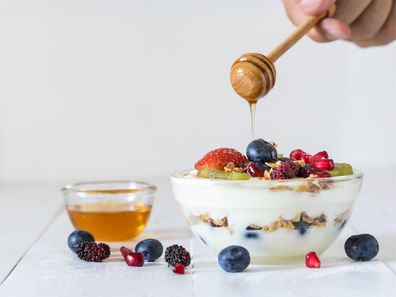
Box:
66 202 152 241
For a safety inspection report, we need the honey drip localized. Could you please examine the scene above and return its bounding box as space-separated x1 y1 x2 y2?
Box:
249 102 256 139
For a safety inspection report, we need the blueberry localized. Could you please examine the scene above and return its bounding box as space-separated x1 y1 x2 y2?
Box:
67 230 95 253
244 232 259 239
246 139 277 164
292 217 311 235
218 245 250 272
135 239 163 262
344 234 379 261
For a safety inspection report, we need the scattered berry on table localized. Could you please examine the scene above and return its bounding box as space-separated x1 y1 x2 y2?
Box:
173 263 185 274
124 252 145 267
314 159 335 171
195 148 247 171
120 246 133 259
67 230 95 253
344 234 379 261
76 242 110 262
218 245 250 273
247 162 264 177
165 244 191 267
246 139 277 164
135 239 164 262
305 251 321 268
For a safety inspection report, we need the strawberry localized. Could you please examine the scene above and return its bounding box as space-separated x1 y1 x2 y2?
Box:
194 148 247 171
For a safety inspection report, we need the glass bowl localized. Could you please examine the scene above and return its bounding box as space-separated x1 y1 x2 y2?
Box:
171 169 363 264
62 180 156 242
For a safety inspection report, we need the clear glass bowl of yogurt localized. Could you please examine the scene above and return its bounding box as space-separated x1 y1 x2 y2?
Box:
171 169 363 264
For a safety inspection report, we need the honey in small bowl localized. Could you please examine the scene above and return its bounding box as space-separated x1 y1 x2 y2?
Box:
62 181 156 242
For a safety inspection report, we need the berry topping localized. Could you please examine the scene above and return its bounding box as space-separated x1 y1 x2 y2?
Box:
246 139 277 164
165 244 191 267
76 242 110 262
313 159 335 171
173 263 185 274
120 246 133 259
313 170 331 178
218 245 250 273
197 168 250 180
195 148 247 171
247 162 264 177
270 160 300 180
344 234 379 261
297 164 315 178
124 252 145 267
305 251 321 268
290 149 306 161
302 154 314 165
67 230 95 253
313 151 329 160
135 239 163 262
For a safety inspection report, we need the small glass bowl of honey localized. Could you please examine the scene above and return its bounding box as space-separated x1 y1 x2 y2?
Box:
62 181 156 242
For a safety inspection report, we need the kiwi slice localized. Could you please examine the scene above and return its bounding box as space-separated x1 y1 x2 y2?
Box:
327 163 353 177
197 168 250 180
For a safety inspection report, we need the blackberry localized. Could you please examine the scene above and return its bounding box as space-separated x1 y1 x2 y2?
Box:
164 244 191 267
270 161 299 180
270 168 287 180
76 242 110 262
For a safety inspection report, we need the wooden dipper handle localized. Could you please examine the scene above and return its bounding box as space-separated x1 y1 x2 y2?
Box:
230 5 335 102
267 5 336 62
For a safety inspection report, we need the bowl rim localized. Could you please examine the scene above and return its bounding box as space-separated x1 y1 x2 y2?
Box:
61 180 157 195
171 168 363 184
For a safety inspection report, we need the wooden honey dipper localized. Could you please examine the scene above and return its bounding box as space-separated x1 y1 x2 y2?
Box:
230 5 336 103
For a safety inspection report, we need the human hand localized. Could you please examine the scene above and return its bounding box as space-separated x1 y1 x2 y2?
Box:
283 0 396 47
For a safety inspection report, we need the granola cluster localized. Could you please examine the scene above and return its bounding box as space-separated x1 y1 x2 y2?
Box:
246 212 327 234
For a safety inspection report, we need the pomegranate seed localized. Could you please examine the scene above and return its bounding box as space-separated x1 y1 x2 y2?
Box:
290 149 306 161
173 263 185 274
313 151 329 160
314 159 334 171
124 252 145 267
247 162 264 177
314 170 331 178
302 154 314 165
305 251 321 268
120 246 133 259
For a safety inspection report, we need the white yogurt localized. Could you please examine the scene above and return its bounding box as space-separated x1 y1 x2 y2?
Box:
171 169 363 263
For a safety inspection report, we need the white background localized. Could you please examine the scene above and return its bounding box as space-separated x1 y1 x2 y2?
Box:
0 0 395 183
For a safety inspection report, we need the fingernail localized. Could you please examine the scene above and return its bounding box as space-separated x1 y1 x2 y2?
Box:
300 0 327 11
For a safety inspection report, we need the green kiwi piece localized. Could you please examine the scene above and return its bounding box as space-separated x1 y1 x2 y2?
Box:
197 168 250 180
327 163 353 177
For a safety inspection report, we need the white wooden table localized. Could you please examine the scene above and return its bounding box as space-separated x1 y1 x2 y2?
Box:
1 169 396 297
